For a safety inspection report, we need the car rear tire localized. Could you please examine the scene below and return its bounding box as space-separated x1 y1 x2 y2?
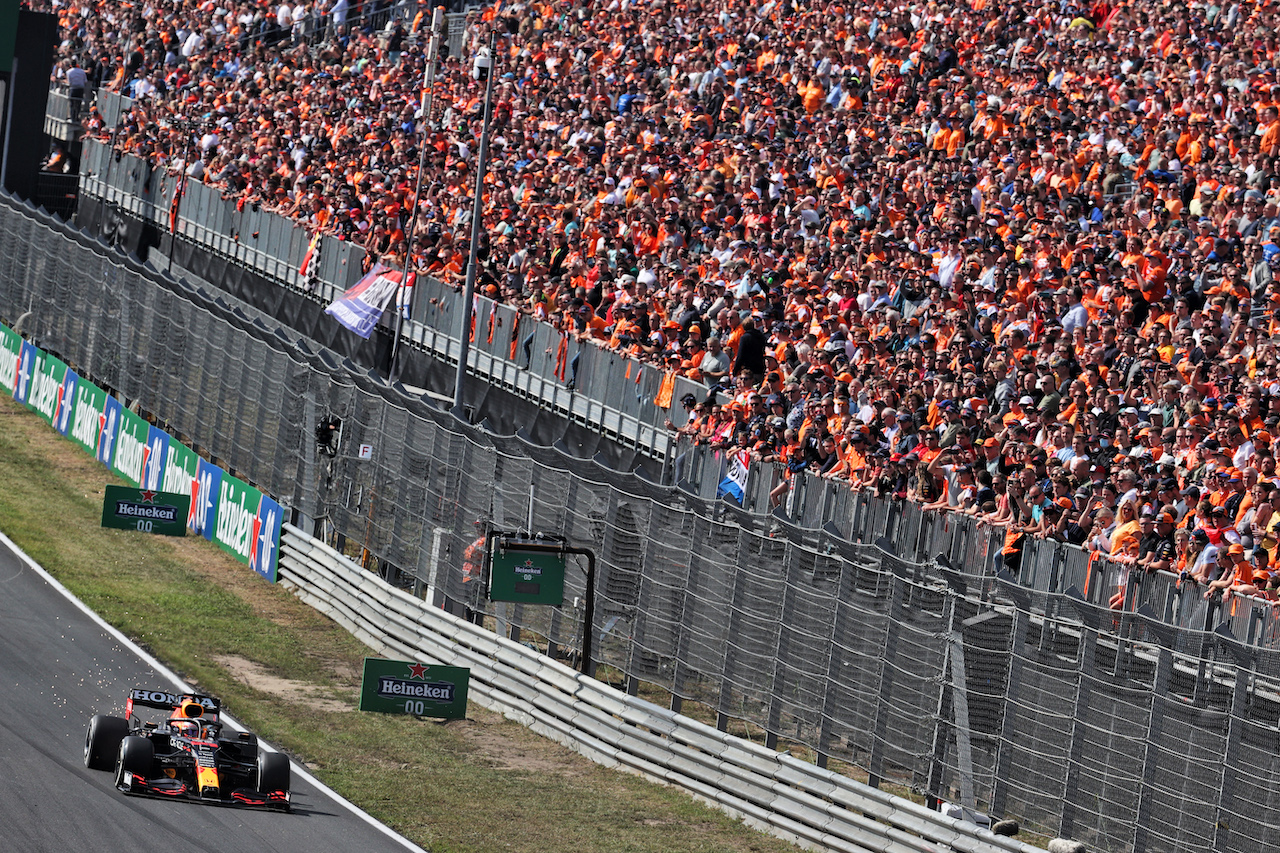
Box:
115 735 155 786
257 751 290 793
84 714 130 770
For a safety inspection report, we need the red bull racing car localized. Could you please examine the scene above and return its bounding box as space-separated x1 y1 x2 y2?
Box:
83 688 291 811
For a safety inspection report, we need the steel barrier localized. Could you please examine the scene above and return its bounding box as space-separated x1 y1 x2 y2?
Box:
278 524 1042 853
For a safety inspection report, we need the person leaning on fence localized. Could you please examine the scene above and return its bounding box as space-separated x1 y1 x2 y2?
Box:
1204 544 1263 601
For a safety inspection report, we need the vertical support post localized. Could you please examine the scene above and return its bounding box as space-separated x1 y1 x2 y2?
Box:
1211 626 1254 853
764 537 802 751
624 504 667 697
453 30 498 411
1060 589 1102 839
666 516 706 715
989 573 1030 819
715 526 754 733
816 533 859 769
867 554 907 789
1131 606 1176 853
388 6 444 382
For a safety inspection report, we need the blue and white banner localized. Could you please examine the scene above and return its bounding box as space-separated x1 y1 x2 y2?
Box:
324 264 410 339
717 450 752 505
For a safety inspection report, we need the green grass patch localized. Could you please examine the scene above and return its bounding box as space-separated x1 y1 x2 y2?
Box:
0 398 801 853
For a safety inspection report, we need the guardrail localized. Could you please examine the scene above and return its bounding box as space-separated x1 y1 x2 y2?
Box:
277 523 1040 853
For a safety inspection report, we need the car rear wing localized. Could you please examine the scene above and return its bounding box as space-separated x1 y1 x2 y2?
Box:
125 688 221 722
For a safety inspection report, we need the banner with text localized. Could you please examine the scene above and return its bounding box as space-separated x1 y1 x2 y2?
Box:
0 323 284 584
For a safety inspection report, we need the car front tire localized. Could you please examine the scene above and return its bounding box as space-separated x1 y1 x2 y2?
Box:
84 714 130 770
256 751 290 793
115 735 155 787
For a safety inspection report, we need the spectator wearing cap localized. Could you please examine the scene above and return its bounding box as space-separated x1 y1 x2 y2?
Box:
1204 543 1264 601
1136 509 1179 574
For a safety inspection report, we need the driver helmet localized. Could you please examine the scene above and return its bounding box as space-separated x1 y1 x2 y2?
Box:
170 719 199 738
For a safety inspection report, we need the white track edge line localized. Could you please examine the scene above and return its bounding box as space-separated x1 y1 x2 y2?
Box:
0 528 428 853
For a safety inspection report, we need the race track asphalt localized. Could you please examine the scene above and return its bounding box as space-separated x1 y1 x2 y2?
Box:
0 534 424 853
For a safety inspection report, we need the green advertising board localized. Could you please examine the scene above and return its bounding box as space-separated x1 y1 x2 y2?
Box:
25 350 67 427
0 322 21 397
111 405 151 486
161 438 199 498
67 378 108 457
489 543 567 605
358 658 469 719
101 485 190 537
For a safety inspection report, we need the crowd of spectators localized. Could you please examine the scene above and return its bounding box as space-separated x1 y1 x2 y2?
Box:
43 0 1280 602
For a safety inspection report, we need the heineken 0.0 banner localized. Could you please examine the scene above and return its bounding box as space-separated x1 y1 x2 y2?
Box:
66 376 109 457
111 405 152 487
101 485 190 537
489 544 567 605
358 658 470 719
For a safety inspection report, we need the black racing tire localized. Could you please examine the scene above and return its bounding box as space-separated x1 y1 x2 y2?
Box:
84 714 130 770
257 750 290 793
114 735 155 786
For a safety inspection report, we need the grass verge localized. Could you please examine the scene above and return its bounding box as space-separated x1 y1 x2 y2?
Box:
0 395 798 853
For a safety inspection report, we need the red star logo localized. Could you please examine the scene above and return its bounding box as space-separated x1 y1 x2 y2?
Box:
139 489 158 503
407 662 429 680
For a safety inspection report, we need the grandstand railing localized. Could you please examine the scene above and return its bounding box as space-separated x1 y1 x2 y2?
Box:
674 438 1280 650
75 132 715 463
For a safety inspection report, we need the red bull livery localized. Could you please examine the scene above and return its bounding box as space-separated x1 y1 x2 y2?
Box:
83 688 290 811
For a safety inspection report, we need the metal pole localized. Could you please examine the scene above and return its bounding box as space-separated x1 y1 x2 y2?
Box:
167 119 193 275
97 30 135 242
453 30 498 413
387 6 443 382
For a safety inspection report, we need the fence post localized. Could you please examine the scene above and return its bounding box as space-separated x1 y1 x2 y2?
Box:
989 572 1030 820
1211 626 1254 853
926 564 978 815
624 504 665 697
816 542 859 769
714 526 755 732
1059 588 1102 839
765 538 803 751
867 541 907 789
1130 605 1177 853
665 516 708 715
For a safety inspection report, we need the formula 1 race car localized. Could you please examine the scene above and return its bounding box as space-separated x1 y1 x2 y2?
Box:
83 688 290 811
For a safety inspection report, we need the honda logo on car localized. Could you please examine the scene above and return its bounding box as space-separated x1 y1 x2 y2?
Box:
376 678 455 701
129 689 218 710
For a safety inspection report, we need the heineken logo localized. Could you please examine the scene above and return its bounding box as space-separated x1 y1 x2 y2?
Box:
376 677 456 702
101 486 190 537
114 501 179 522
517 559 543 579
359 658 469 718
